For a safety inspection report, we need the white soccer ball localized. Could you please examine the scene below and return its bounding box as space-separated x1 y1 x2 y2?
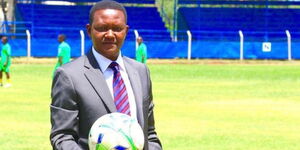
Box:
88 113 145 150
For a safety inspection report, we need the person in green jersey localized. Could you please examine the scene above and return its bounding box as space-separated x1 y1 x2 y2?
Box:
136 36 147 64
0 36 12 87
53 34 71 77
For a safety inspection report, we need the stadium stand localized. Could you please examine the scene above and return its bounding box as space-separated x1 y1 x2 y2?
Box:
173 0 300 59
13 0 170 57
178 7 300 40
17 4 89 38
5 0 300 59
177 0 300 41
16 4 168 39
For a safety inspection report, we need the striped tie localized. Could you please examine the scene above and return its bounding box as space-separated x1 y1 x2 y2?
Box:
109 62 130 116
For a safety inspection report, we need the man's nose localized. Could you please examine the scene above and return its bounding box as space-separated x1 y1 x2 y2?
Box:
105 29 114 38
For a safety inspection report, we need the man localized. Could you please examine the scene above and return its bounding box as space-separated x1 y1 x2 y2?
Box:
136 36 147 64
0 36 12 87
50 1 162 150
53 34 71 77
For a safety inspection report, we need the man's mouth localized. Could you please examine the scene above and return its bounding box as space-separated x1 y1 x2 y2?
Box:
102 41 115 44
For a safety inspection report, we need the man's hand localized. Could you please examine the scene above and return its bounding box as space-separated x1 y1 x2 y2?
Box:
59 56 63 66
142 56 145 63
4 56 10 67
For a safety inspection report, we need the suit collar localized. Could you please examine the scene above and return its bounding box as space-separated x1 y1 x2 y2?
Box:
123 57 145 128
84 51 117 112
91 47 126 73
84 52 144 127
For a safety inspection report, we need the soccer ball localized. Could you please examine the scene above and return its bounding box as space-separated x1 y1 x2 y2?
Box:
88 113 145 150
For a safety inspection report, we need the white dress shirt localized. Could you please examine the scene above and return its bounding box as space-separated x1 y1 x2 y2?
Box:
92 47 137 119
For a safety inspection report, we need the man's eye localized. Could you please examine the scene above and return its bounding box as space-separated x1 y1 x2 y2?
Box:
96 27 108 32
113 27 123 32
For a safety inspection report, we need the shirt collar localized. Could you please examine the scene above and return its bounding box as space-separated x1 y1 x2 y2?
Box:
92 47 125 72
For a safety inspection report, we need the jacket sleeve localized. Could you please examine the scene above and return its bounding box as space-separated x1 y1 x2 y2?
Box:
145 66 162 150
50 67 82 150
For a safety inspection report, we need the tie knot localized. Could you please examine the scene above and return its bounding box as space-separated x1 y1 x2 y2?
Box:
109 62 119 72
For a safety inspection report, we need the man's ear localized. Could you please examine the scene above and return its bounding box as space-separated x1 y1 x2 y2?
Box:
125 25 129 35
86 24 91 37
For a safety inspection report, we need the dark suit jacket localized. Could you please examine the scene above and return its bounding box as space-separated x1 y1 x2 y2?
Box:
50 51 162 150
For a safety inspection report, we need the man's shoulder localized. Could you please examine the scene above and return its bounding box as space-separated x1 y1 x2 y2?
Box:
65 42 71 48
2 44 10 50
60 42 71 49
5 43 11 48
54 55 89 83
123 56 147 70
123 56 139 64
61 55 86 71
141 43 147 48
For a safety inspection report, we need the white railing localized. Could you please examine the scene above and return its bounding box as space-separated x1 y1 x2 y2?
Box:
22 30 295 60
239 30 244 60
286 30 291 61
26 30 31 58
134 29 139 50
187 30 192 60
80 30 85 56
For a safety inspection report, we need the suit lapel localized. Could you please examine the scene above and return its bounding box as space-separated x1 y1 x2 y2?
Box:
123 57 145 128
83 51 116 113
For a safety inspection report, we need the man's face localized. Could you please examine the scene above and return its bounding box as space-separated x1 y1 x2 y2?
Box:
137 37 142 44
58 35 64 43
1 37 7 44
87 9 128 61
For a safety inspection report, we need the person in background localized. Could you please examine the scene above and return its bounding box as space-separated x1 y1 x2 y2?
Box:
50 0 162 150
0 36 12 87
136 36 147 64
53 34 71 77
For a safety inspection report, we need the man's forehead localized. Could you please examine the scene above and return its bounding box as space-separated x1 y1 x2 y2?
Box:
95 9 125 17
92 9 126 25
102 9 118 14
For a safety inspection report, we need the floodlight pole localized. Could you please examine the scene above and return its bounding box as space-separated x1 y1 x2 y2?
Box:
187 30 192 60
239 30 244 60
134 29 139 50
80 30 85 56
286 30 291 61
26 30 31 58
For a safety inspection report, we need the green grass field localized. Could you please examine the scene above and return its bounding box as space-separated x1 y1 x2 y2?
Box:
0 59 300 150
